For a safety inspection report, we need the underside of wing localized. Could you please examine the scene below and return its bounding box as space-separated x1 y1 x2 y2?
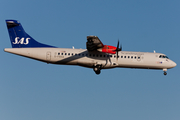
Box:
86 36 104 51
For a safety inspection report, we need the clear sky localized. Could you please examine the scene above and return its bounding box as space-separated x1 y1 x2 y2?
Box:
1 0 180 120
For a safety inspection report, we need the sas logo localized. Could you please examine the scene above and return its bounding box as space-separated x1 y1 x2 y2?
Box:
13 37 30 45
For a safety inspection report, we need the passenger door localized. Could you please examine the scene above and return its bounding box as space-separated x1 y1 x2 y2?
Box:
46 51 51 60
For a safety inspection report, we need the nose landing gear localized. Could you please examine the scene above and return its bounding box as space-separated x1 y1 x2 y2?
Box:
164 71 167 75
163 68 167 76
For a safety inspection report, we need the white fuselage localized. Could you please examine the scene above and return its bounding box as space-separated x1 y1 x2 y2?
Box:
4 48 177 70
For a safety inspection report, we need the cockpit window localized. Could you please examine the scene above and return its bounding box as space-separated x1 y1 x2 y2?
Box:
164 56 169 59
159 55 169 59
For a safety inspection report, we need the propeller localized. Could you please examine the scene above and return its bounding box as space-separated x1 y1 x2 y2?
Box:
113 40 122 59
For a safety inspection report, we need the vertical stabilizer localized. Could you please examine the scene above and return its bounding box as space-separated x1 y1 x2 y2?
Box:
6 20 55 48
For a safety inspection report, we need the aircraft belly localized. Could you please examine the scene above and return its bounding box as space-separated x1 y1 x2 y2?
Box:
77 58 94 68
77 57 115 68
118 60 166 69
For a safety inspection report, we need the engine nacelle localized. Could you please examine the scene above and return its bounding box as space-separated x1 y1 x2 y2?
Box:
101 45 116 54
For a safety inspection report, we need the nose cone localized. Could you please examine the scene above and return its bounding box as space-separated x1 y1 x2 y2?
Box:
171 61 177 68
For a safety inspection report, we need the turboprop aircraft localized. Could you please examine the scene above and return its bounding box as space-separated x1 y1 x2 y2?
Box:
4 20 177 75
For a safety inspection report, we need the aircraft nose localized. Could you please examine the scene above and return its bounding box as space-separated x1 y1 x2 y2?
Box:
171 61 177 68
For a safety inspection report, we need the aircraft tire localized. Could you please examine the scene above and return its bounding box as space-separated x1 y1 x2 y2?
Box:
95 70 101 75
93 65 101 75
164 71 167 75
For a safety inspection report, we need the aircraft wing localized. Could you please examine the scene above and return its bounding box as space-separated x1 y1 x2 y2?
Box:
86 36 104 51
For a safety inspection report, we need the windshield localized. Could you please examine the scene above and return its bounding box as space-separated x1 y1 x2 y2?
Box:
159 55 169 59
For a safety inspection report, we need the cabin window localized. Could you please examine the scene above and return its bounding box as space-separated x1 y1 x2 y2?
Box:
93 54 95 57
86 54 88 57
78 54 81 56
128 56 130 58
68 53 70 55
96 54 98 57
65 53 67 55
75 54 78 56
61 53 63 55
114 55 116 58
89 54 91 57
138 57 140 59
131 56 133 59
134 56 136 59
121 56 123 58
124 56 126 58
104 55 106 57
58 53 60 55
72 53 74 56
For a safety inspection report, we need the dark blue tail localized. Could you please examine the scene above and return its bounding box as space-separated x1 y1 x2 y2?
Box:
6 20 56 48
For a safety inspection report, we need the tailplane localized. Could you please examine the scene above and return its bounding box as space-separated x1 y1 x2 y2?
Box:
6 20 55 48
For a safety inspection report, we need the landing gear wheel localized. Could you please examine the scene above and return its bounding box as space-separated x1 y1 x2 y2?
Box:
164 71 167 75
95 70 101 75
93 65 101 75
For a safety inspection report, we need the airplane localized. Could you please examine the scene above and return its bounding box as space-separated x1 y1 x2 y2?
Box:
4 20 177 75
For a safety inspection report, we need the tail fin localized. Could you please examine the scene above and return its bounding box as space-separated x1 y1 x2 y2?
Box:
6 20 55 48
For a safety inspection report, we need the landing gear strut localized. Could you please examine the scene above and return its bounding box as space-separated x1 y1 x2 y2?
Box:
163 69 167 76
93 65 101 75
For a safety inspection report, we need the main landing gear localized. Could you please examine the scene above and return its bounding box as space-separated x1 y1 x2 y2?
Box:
163 68 167 76
93 65 102 75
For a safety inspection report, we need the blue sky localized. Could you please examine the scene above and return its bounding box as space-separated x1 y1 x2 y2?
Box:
1 0 180 120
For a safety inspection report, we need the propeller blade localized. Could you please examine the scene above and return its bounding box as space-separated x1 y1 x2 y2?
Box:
116 49 119 60
120 43 122 51
116 40 120 60
112 40 122 59
117 40 119 50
